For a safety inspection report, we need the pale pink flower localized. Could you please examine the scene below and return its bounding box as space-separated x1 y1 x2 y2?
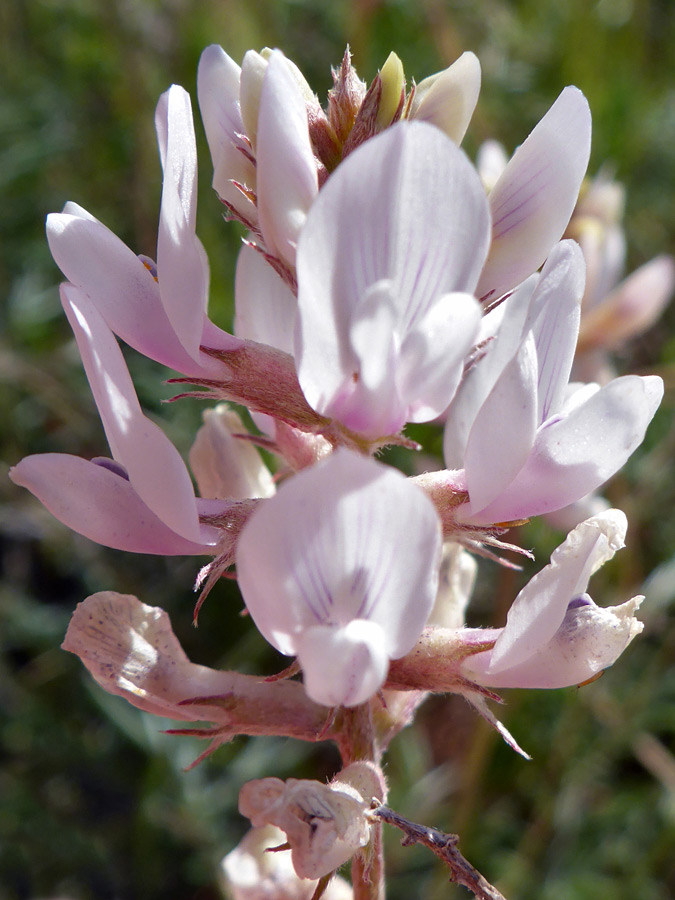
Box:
295 121 489 439
10 285 224 554
198 46 319 267
236 449 442 707
444 241 663 525
46 86 239 377
461 510 643 688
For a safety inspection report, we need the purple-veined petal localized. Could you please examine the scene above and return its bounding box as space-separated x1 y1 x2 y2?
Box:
526 240 585 422
155 85 209 362
408 51 481 144
236 449 441 705
296 121 490 437
476 87 591 303
234 244 297 354
46 207 233 376
462 374 663 524
463 334 538 512
10 454 217 554
256 51 319 267
487 509 628 673
61 284 203 542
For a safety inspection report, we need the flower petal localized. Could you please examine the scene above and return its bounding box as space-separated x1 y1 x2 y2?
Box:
62 592 237 718
398 292 483 423
463 334 538 512
61 284 203 542
578 254 675 352
296 121 490 436
476 86 591 303
220 825 354 900
256 51 319 267
466 595 643 689
239 771 375 880
235 449 441 684
527 240 584 422
443 275 537 467
409 51 481 144
10 454 217 554
46 207 234 375
197 45 258 223
155 85 209 362
295 620 390 707
234 244 297 354
189 404 276 501
462 374 663 524
476 140 508 191
486 509 628 673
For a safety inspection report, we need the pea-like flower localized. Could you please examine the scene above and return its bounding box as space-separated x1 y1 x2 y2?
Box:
10 285 225 554
295 121 490 439
236 449 442 707
461 509 643 688
444 241 663 525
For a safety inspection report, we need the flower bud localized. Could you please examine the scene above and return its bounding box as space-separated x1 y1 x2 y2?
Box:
375 52 405 128
428 543 477 629
408 51 481 144
220 824 353 900
189 403 275 501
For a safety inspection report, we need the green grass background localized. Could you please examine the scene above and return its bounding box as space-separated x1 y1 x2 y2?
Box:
1 1 674 898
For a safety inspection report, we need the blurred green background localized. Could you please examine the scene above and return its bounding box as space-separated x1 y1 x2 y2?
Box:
1 1 675 898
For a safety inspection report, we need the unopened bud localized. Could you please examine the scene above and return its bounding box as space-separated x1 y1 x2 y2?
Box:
428 543 477 629
375 52 405 128
189 403 275 501
408 51 481 144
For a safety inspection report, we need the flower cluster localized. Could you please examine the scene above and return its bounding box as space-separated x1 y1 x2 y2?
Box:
11 44 670 896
